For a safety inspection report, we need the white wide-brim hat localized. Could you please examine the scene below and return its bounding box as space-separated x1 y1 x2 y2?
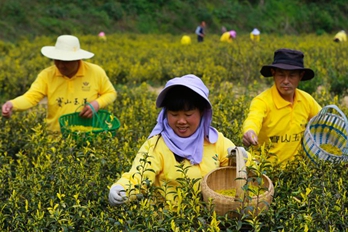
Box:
41 35 94 61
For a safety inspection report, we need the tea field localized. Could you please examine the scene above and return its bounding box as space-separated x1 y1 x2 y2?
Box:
1 33 348 231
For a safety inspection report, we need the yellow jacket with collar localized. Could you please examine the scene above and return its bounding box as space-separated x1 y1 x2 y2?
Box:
114 132 235 202
243 85 321 165
10 61 116 132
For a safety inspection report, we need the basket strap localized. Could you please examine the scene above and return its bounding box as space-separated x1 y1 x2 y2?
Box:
74 104 85 113
318 105 348 154
227 146 237 166
319 105 348 125
75 103 106 129
227 146 247 198
321 104 348 133
227 146 249 166
87 103 106 129
87 102 97 114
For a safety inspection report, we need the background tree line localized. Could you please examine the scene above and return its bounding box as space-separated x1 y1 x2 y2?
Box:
1 0 347 42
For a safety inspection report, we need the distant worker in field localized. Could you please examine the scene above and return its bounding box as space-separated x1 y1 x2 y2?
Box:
195 21 206 42
220 30 236 43
98 31 107 41
250 28 260 42
333 30 347 42
181 35 191 45
242 48 321 167
1 35 117 132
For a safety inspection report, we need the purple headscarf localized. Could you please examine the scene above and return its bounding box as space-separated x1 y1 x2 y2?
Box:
148 74 218 164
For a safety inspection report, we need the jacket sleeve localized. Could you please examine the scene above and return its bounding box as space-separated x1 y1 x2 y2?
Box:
11 74 47 111
95 69 117 108
242 97 268 135
195 26 201 35
115 139 160 191
309 98 322 119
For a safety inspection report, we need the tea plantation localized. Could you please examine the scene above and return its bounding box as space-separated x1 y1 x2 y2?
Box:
1 33 348 231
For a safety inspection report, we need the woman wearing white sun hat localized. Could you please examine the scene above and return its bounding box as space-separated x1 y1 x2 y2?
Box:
250 28 260 42
1 35 116 132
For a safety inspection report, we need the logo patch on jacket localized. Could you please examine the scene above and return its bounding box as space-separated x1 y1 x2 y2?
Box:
82 82 90 91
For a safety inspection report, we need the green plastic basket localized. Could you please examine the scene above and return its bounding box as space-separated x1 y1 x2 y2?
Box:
59 104 121 141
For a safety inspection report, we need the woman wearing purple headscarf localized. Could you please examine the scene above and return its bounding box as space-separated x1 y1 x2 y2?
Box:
109 74 236 205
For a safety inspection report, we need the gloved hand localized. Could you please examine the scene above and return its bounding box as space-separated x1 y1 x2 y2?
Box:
109 184 127 206
242 130 258 147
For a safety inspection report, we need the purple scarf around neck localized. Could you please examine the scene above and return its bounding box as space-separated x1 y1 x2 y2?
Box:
148 108 218 164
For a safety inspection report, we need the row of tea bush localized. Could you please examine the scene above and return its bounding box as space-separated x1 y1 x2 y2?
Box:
1 33 348 231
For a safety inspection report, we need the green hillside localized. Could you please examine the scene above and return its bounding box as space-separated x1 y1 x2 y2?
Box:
1 0 347 41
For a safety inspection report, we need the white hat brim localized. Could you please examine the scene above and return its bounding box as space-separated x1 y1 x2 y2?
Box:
41 46 94 61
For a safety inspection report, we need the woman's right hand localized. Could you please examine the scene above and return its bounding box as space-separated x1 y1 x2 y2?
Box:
2 101 13 118
108 184 128 206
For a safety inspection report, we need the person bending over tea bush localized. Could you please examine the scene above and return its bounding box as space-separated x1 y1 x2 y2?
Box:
250 28 260 42
333 30 347 42
242 48 322 167
1 35 116 132
109 74 240 205
220 30 236 43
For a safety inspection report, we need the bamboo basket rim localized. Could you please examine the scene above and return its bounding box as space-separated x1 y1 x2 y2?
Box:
202 166 274 201
201 146 274 217
302 104 348 163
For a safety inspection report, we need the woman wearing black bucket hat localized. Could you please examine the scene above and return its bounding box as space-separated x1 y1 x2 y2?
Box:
242 48 322 167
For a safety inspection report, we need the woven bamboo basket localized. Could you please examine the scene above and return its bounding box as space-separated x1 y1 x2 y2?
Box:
302 105 348 164
201 147 274 218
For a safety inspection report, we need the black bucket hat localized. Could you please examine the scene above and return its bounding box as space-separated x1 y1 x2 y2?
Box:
260 48 315 81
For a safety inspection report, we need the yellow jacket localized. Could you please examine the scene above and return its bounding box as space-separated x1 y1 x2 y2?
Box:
114 132 235 202
181 35 191 45
10 61 117 132
334 31 347 42
250 33 260 42
220 32 232 43
243 85 321 165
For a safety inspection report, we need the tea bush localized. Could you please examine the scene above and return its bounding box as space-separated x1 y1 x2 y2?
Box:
1 34 348 231
2 33 348 100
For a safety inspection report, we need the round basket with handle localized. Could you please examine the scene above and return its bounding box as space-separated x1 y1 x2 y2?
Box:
59 103 121 142
200 146 274 218
302 104 348 164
